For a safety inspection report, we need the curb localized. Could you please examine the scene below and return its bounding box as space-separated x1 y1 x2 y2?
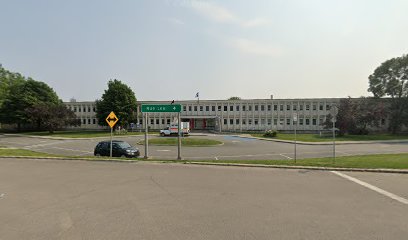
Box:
1 156 407 174
185 161 408 174
2 133 153 140
235 135 408 145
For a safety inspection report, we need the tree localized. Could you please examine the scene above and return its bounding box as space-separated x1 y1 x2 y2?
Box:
228 96 241 100
0 64 25 108
368 54 408 133
26 103 79 133
0 77 60 130
95 79 137 127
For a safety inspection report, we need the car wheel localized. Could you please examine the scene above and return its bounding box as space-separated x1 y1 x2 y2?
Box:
160 132 165 137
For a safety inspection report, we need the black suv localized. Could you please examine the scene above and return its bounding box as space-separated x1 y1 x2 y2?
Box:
94 140 140 158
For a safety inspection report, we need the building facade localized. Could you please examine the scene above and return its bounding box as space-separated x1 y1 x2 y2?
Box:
64 98 388 132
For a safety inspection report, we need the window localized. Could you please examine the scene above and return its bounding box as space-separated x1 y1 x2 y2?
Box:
293 104 297 111
306 119 310 125
319 118 324 125
139 119 143 125
230 119 233 125
212 106 215 111
88 107 91 112
236 119 240 124
319 105 323 111
79 107 81 112
194 106 198 111
249 119 252 125
254 119 258 125
230 106 233 111
287 105 290 111
206 106 209 111
286 119 290 125
312 118 317 125
300 104 303 111
299 119 304 125
326 105 331 110
249 105 252 111
93 107 96 112
218 106 221 111
88 118 91 124
93 119 96 124
243 105 246 111
261 105 265 111
224 106 227 111
156 119 159 125
274 105 278 111
167 119 170 124
279 118 284 125
313 104 317 110
236 105 240 111
161 119 165 124
224 119 227 125
255 105 259 111
200 106 203 111
82 119 86 124
267 119 271 125
74 107 77 112
280 104 283 111
273 119 277 125
306 104 310 111
381 119 385 125
183 106 186 112
188 106 192 111
150 119 154 125
261 119 265 125
243 119 246 125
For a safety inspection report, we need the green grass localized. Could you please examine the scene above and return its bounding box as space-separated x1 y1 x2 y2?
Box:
138 138 223 146
180 153 408 169
251 133 408 142
19 130 151 138
0 148 61 157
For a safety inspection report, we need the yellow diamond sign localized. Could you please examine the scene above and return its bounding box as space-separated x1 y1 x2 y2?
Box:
105 111 118 128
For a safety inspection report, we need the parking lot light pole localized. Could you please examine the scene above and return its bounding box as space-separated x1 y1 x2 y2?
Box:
177 112 182 160
144 112 148 159
293 113 297 163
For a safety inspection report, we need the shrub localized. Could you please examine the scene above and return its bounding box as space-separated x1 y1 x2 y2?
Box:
263 130 277 138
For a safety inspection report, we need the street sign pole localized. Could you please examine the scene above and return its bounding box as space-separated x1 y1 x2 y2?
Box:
177 112 181 160
110 126 113 158
144 112 148 159
333 118 336 163
293 112 298 163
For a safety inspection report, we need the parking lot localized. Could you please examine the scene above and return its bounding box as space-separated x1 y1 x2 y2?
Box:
0 158 407 240
1 134 408 160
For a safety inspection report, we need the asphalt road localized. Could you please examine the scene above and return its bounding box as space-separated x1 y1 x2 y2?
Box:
0 158 407 240
1 134 408 160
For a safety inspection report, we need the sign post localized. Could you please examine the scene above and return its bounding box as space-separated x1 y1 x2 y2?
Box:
105 111 119 158
141 104 182 160
330 106 339 163
293 112 298 163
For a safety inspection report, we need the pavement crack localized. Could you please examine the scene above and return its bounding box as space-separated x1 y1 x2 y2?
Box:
149 175 175 198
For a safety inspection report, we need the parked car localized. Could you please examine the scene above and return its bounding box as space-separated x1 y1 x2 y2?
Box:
94 140 140 158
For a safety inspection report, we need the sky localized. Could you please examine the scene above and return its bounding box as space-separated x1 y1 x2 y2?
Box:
1 0 408 102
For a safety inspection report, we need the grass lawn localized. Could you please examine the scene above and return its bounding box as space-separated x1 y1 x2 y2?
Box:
251 133 408 142
138 137 223 146
182 153 408 169
19 130 151 138
0 148 61 157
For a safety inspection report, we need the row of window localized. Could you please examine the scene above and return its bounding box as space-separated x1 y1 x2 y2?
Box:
68 105 96 113
80 118 97 125
181 104 333 112
223 118 323 126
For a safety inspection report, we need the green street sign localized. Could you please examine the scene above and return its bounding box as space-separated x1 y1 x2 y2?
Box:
141 104 182 113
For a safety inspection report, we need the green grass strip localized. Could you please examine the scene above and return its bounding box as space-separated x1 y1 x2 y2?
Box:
251 133 408 142
138 138 223 146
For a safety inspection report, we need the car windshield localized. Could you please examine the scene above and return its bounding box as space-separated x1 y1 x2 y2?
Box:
116 142 132 148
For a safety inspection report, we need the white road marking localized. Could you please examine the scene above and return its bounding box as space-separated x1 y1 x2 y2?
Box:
157 150 171 152
331 171 408 205
0 193 5 199
231 141 240 143
279 154 293 159
214 157 219 160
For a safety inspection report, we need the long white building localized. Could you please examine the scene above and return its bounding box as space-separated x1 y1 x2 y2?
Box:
64 98 388 132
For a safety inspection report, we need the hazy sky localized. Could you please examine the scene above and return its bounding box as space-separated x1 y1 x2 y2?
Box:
1 0 407 101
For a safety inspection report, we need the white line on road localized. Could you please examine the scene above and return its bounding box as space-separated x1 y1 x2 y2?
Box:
214 157 219 160
0 193 5 199
157 150 171 152
279 154 293 159
331 171 408 205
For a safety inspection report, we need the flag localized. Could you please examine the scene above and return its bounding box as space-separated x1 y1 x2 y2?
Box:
195 92 199 98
